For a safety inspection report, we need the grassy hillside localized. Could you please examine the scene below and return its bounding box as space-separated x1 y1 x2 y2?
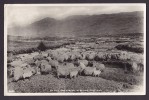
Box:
8 11 144 37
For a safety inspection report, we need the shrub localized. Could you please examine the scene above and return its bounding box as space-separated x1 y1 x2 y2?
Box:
37 41 47 51
115 43 143 53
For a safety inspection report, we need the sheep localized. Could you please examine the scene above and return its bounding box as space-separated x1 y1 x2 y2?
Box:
65 52 72 60
13 67 24 82
65 63 75 68
121 51 127 56
93 62 105 72
47 56 52 61
7 56 15 63
92 69 101 77
77 62 86 75
81 52 87 60
50 51 59 60
30 64 41 75
10 60 24 67
137 63 144 72
40 59 49 65
105 53 111 60
74 52 82 60
69 70 79 79
12 62 37 82
111 53 118 60
82 67 96 76
119 52 128 61
33 54 46 61
22 67 34 79
69 54 77 61
42 52 48 57
131 62 139 72
56 63 80 79
7 67 14 78
62 53 69 61
39 64 52 74
57 56 65 63
49 60 59 68
20 54 34 61
34 60 42 67
35 66 41 75
79 62 86 70
55 65 70 79
78 60 88 66
23 58 35 65
95 52 106 61
130 54 143 63
86 52 96 60
69 50 82 61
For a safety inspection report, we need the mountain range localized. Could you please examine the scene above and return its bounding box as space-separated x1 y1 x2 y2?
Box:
8 11 144 38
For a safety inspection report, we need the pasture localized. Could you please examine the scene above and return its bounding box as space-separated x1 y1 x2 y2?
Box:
7 35 144 93
8 66 143 93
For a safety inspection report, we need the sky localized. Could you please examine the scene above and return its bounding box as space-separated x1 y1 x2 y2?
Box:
5 4 145 27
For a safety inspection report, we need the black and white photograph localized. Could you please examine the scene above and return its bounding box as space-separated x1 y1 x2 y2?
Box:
4 4 146 96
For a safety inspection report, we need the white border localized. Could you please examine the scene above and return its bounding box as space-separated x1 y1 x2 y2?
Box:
4 3 146 96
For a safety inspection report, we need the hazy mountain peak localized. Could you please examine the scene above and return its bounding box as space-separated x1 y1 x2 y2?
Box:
8 11 144 37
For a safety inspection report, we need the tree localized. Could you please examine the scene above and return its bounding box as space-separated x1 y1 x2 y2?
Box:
37 41 47 51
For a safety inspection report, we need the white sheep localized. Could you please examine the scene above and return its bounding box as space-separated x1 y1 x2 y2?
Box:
22 67 34 79
93 69 101 77
83 67 96 76
10 60 24 67
47 56 52 61
93 62 105 72
30 64 41 75
40 60 49 65
63 53 69 61
7 56 15 63
40 63 52 74
69 70 79 79
119 52 128 61
96 52 106 61
13 62 37 81
36 67 41 75
86 52 96 60
7 67 14 78
57 55 65 63
33 54 46 61
13 67 24 82
34 59 42 67
131 62 138 72
69 54 76 61
56 65 70 79
49 60 59 68
78 60 88 66
137 63 144 72
74 52 82 60
23 58 35 65
42 52 48 57
65 63 75 68
50 51 59 60
79 62 86 70
81 52 87 60
77 62 86 75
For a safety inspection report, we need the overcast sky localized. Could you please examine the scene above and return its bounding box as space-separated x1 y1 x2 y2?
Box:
5 4 145 27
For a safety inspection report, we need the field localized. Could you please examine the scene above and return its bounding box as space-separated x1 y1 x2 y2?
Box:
8 66 143 93
7 35 144 93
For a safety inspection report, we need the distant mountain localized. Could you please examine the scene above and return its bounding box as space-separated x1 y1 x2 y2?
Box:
8 11 144 37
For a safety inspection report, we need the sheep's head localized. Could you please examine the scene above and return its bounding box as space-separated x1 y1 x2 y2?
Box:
55 65 60 70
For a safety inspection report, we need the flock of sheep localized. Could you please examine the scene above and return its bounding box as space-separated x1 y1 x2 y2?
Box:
7 47 144 82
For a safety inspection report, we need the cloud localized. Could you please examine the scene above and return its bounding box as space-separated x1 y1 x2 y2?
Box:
5 4 145 27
